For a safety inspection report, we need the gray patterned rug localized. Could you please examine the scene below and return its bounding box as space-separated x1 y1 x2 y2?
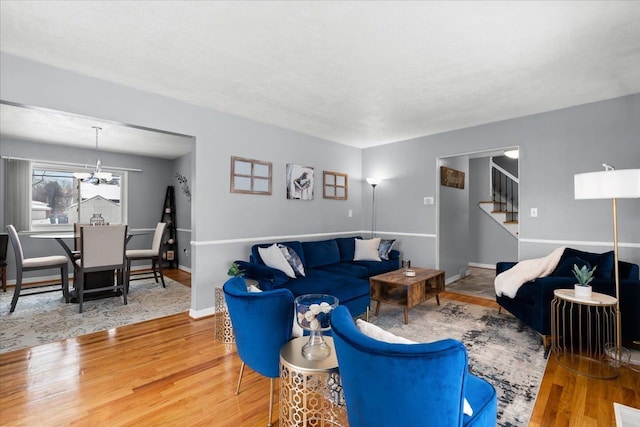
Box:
0 277 191 353
371 300 547 427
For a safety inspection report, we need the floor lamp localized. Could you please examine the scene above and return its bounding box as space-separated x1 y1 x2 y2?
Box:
366 177 382 238
574 165 640 365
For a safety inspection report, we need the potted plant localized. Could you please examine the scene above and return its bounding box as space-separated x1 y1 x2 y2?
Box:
572 264 596 298
227 262 244 277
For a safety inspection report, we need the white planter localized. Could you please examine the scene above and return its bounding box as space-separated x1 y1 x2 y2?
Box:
574 284 592 299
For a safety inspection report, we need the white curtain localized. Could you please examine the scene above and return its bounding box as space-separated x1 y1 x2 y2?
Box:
4 158 31 232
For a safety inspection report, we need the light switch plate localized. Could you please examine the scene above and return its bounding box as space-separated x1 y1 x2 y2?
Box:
424 197 434 205
531 207 538 217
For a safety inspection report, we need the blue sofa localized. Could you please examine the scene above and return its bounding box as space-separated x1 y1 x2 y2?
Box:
235 237 400 317
496 248 640 344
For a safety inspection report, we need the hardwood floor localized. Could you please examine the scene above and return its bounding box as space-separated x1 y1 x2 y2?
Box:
1 271 638 426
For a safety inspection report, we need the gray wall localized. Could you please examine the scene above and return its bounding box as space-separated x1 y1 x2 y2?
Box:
364 93 640 275
2 52 638 315
0 138 188 278
468 157 519 265
0 53 363 315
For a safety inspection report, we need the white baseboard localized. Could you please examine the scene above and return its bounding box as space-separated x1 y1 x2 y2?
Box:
468 262 496 270
446 274 461 285
189 307 216 319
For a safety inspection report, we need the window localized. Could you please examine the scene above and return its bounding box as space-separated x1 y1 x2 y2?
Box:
29 162 126 231
323 171 348 200
230 156 272 195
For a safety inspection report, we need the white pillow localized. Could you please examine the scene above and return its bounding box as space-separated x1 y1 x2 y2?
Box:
247 284 262 293
258 244 296 278
355 319 473 416
356 319 416 344
354 238 381 261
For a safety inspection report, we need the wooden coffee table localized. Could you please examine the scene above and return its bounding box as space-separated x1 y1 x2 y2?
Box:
369 267 445 324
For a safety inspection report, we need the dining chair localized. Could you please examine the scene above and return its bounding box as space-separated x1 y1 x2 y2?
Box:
6 225 69 313
223 276 294 427
125 222 167 291
1 233 9 292
74 224 127 313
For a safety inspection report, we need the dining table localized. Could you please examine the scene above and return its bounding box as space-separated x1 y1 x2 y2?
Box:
31 229 149 302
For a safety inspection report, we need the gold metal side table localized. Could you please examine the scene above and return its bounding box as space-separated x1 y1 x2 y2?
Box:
551 289 618 379
280 337 347 427
214 285 235 344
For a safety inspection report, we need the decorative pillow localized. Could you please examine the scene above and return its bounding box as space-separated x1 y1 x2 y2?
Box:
356 319 472 416
552 257 591 277
356 319 416 344
247 284 262 293
278 244 306 277
258 244 296 278
560 248 614 279
354 238 381 261
378 239 396 260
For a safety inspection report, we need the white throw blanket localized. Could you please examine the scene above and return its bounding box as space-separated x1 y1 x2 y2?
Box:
494 247 566 298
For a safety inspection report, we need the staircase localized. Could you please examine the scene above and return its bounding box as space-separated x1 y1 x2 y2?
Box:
478 158 519 237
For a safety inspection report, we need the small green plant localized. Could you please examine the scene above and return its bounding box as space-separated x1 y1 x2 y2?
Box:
572 264 596 286
227 262 244 277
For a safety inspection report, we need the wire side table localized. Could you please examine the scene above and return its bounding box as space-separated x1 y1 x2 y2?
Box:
214 285 235 344
280 337 347 427
551 289 618 379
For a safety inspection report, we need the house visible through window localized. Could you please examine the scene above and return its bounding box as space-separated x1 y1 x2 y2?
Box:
30 163 125 230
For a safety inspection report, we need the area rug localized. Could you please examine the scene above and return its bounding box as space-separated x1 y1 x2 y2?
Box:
371 300 547 427
0 277 191 353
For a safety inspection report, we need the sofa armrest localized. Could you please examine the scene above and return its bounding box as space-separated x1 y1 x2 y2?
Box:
234 260 290 291
496 262 517 275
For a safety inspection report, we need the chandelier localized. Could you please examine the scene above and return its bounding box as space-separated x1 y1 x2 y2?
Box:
74 126 113 185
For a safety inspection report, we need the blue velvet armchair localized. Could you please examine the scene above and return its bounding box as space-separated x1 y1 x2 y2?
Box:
330 305 497 427
223 276 295 427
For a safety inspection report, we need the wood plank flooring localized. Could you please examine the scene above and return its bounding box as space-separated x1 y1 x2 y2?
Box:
1 271 638 426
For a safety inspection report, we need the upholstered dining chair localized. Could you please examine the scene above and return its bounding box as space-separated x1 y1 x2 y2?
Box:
0 233 8 292
74 224 127 313
6 225 69 313
330 305 498 427
125 222 167 290
223 276 294 427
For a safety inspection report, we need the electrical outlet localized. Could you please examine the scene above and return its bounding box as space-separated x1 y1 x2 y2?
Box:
531 208 538 218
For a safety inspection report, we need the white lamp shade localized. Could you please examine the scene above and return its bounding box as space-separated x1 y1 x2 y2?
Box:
366 177 382 186
574 169 640 200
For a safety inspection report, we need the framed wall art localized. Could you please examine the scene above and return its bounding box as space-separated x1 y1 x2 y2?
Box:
230 156 272 195
286 164 314 200
323 171 348 200
440 166 465 189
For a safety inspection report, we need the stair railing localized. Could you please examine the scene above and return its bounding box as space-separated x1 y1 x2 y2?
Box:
490 158 519 222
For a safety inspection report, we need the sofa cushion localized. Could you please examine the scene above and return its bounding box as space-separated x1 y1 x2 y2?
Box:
552 256 591 278
252 241 305 267
258 244 296 278
302 239 341 268
560 248 614 279
378 239 396 260
279 244 306 277
284 270 370 305
354 238 381 261
314 262 369 279
335 237 358 262
353 257 400 276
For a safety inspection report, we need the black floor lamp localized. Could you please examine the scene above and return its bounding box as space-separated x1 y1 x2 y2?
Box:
574 165 640 365
366 177 382 238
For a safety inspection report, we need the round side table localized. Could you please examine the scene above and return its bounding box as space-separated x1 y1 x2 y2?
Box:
551 289 618 379
280 337 347 427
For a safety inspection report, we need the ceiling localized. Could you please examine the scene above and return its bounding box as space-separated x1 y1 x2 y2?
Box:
1 1 639 153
